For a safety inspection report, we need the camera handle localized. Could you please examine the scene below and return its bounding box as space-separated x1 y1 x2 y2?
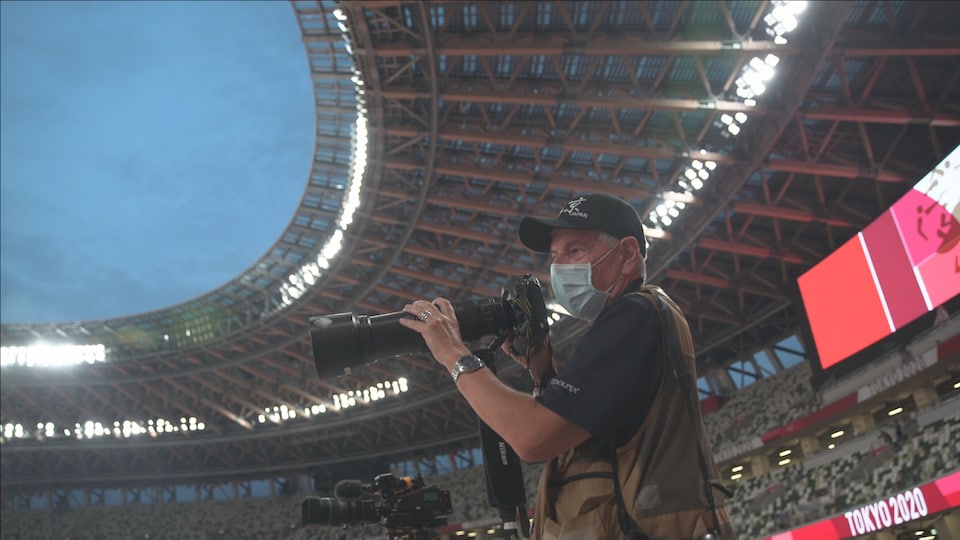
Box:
474 345 530 539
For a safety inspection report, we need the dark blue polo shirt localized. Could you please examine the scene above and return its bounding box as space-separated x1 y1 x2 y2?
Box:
536 285 664 445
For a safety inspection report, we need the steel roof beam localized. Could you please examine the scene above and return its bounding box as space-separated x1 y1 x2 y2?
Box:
835 40 960 57
765 159 905 182
387 157 653 199
385 126 734 165
731 202 855 227
358 35 797 57
381 87 759 114
667 269 733 290
399 243 547 283
798 108 960 127
696 238 809 265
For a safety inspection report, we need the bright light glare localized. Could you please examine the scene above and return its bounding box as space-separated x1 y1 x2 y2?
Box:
279 12 369 309
1 344 106 368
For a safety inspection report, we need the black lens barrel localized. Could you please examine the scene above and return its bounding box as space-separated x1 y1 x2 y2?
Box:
301 496 378 527
309 297 507 379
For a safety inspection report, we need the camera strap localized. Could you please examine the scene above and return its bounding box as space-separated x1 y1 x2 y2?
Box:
476 349 530 538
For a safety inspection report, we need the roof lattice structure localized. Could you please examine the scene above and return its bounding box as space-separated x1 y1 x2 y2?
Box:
2 0 959 493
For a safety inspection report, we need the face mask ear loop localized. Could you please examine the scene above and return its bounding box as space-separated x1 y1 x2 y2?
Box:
592 241 623 295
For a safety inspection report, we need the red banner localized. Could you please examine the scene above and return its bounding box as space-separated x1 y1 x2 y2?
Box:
763 471 960 540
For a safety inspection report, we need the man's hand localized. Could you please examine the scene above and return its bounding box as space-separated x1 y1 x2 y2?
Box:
397 298 472 371
501 336 554 385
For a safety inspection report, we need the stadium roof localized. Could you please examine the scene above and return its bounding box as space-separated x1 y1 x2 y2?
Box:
2 0 958 492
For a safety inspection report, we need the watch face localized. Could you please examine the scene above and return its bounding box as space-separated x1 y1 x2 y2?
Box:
453 355 483 381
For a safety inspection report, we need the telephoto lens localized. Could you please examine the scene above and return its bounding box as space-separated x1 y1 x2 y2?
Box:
309 297 505 379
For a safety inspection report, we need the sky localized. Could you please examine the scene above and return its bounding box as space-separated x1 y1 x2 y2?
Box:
0 1 315 324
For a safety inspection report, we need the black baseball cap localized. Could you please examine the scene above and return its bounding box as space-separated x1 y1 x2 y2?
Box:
518 193 648 257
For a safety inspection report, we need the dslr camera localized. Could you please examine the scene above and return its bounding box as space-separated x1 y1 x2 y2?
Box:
308 274 549 378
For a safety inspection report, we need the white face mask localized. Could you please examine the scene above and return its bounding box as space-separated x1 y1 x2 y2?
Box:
550 245 620 321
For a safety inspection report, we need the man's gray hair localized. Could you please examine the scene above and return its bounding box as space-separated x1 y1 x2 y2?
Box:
596 231 646 284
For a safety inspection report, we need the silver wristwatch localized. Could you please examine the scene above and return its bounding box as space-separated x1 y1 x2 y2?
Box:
451 354 485 383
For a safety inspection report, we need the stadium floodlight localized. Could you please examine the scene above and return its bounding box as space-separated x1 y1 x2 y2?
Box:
279 7 370 310
3 423 25 439
1 344 106 368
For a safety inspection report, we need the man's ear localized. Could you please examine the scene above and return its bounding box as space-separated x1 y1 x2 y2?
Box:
620 236 641 273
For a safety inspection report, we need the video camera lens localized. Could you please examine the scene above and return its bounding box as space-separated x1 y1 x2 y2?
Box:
301 496 379 527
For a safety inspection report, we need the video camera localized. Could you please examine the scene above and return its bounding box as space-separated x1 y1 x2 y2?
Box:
301 473 452 539
308 274 549 378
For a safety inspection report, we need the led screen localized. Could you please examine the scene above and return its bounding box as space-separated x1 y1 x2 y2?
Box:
798 145 960 369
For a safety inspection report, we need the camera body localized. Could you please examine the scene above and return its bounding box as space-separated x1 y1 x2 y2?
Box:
301 473 452 534
308 275 549 378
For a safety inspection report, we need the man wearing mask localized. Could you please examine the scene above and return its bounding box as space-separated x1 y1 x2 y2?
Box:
399 193 736 539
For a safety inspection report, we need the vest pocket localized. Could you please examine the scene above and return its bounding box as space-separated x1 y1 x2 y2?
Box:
540 500 617 540
543 476 618 539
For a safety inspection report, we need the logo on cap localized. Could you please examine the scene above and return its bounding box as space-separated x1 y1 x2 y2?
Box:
559 196 589 219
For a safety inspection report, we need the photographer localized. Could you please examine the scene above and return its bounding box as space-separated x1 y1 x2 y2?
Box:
398 193 735 540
